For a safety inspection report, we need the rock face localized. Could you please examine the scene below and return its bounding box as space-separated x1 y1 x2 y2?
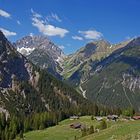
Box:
14 35 65 79
81 37 140 111
0 31 30 88
0 30 89 116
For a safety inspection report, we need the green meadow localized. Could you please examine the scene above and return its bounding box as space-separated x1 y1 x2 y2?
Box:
23 116 140 140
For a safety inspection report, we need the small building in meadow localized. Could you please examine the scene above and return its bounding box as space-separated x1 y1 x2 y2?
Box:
107 115 118 121
133 116 140 120
70 123 81 129
95 116 103 121
70 116 79 120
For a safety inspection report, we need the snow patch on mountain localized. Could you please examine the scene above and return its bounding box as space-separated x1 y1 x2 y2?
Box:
17 47 35 56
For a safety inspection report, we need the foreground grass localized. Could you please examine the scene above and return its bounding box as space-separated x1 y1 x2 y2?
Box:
24 116 140 140
24 116 99 140
80 120 140 140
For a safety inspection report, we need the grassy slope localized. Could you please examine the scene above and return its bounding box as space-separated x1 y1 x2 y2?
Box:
24 116 140 140
80 120 140 140
24 116 99 140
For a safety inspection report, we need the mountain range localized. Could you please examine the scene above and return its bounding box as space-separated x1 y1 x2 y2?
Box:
14 34 140 111
0 30 140 115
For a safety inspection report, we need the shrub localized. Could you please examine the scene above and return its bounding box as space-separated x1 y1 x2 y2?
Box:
100 119 107 130
89 125 94 134
91 115 94 120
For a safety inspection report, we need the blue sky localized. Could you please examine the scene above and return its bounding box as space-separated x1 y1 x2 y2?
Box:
0 0 140 54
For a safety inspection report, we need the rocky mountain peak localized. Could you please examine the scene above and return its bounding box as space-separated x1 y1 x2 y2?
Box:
14 35 65 78
89 39 110 47
14 35 64 57
82 39 110 57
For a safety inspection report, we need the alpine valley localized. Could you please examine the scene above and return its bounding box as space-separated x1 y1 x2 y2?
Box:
15 34 140 111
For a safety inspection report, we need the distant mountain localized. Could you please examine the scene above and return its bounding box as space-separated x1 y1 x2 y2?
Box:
14 35 131 88
0 30 92 116
62 40 111 85
63 39 131 87
81 37 140 111
14 35 65 79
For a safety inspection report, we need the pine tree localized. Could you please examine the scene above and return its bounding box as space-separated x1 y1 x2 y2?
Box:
94 104 99 116
19 130 23 139
91 115 94 120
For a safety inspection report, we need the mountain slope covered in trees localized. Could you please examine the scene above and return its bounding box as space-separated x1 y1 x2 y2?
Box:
81 37 140 111
0 30 98 116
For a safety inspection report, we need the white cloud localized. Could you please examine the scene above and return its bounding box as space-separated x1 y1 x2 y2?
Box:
58 45 65 49
31 11 69 37
31 8 42 18
0 9 11 18
51 13 62 22
46 13 62 23
72 35 83 41
79 30 103 40
0 28 16 37
17 20 21 25
52 13 62 22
